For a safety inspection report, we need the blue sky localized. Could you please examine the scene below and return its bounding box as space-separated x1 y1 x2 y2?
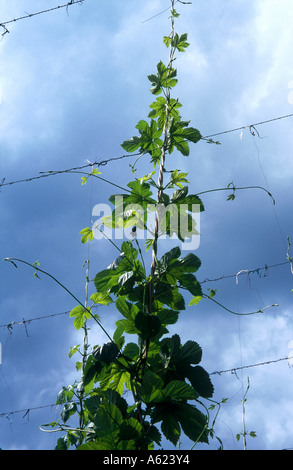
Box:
0 0 293 450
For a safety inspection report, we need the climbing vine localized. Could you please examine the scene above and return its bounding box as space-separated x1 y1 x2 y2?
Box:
4 0 279 451
49 1 216 450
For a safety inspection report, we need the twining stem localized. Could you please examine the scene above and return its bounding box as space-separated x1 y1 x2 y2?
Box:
3 257 114 344
77 259 90 442
135 0 177 428
149 0 176 312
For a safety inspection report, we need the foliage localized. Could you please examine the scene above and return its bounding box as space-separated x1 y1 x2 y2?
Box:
42 0 219 450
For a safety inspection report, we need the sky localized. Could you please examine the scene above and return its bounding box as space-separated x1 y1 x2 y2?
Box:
0 0 293 451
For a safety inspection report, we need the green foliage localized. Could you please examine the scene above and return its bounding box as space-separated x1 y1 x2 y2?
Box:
42 0 220 451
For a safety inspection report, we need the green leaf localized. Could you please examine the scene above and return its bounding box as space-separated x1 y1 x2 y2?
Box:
174 253 201 273
178 340 203 365
148 61 178 96
56 386 74 405
169 169 189 188
173 33 190 52
121 136 142 153
83 396 101 420
83 354 101 392
61 402 77 423
77 441 113 450
68 344 80 358
160 408 181 446
115 318 139 336
134 311 162 340
94 402 123 436
99 361 131 395
152 401 208 445
119 418 143 441
80 227 94 243
208 288 217 298
148 97 182 130
171 186 189 202
93 341 119 365
156 308 179 326
158 246 181 271
163 380 198 401
138 371 165 403
188 295 203 306
148 73 162 95
185 365 214 398
104 389 128 417
167 120 201 156
175 403 208 444
123 342 140 360
163 36 172 48
122 119 163 162
155 283 185 310
55 437 69 450
69 305 91 330
178 273 202 297
90 292 113 305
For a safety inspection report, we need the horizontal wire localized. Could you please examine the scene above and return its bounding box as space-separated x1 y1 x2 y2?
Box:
0 310 70 330
202 113 293 139
0 403 62 419
0 259 290 332
0 1 84 30
0 153 140 188
210 356 290 376
1 113 292 190
199 260 291 284
1 2 292 442
0 305 100 330
0 355 290 419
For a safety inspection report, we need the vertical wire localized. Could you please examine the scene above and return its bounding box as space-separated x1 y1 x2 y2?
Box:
251 134 288 252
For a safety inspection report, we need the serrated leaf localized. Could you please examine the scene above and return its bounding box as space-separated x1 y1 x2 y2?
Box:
77 441 113 450
139 371 165 403
99 362 131 395
178 340 202 365
61 403 77 423
186 365 214 398
84 395 102 418
123 342 139 360
93 341 119 365
119 418 143 441
94 402 123 435
121 136 142 153
175 253 201 273
163 35 172 48
175 403 208 444
163 380 198 401
134 311 162 340
188 295 203 306
90 292 113 305
173 33 190 52
160 410 181 446
68 344 80 358
171 186 189 202
178 273 202 297
80 227 94 243
69 305 88 330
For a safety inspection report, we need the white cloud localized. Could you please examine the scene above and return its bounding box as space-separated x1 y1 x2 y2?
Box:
236 0 293 112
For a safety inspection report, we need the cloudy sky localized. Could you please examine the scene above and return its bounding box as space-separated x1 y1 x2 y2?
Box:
0 0 293 450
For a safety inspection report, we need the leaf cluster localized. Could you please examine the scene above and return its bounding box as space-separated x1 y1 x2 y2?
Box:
45 5 217 452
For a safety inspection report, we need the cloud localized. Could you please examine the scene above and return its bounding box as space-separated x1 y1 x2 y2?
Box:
1 0 293 451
